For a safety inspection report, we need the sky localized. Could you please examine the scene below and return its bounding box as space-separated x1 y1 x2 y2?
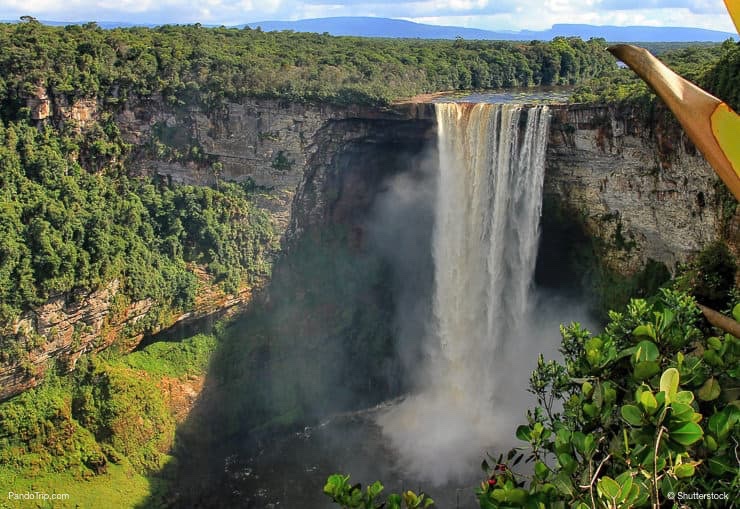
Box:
0 0 736 33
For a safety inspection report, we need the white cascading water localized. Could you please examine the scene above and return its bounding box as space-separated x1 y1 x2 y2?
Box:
378 102 551 485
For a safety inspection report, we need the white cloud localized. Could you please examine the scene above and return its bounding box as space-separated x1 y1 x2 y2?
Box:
0 0 735 32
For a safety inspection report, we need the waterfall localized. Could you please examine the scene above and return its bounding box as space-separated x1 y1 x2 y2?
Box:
378 102 551 485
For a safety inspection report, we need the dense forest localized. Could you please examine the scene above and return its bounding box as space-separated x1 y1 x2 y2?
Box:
0 19 616 110
572 39 740 111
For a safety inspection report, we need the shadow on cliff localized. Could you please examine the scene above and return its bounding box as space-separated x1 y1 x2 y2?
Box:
135 117 438 508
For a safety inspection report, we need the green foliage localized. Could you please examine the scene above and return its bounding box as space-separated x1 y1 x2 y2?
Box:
115 333 216 377
0 117 274 336
703 40 740 112
0 23 615 111
571 42 732 107
0 333 216 481
674 240 737 310
477 288 738 508
324 474 434 509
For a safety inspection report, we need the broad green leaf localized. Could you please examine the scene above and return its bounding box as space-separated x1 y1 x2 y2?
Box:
675 390 694 405
633 340 659 363
708 457 732 476
505 488 528 504
669 422 703 446
534 460 549 480
704 435 718 451
515 425 531 442
621 404 643 426
367 481 383 499
582 380 594 398
707 336 722 351
552 471 574 496
703 349 724 367
633 324 656 340
669 402 695 423
733 303 740 322
633 360 660 380
558 453 577 474
583 403 598 418
640 391 658 414
598 476 621 499
708 410 730 440
660 368 680 403
697 377 721 401
584 434 596 455
674 463 695 478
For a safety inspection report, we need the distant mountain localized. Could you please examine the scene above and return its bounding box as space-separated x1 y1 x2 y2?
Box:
244 17 737 42
3 16 736 42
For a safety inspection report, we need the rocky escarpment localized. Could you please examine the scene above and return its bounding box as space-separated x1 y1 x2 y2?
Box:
1 94 434 401
544 104 730 276
2 94 733 401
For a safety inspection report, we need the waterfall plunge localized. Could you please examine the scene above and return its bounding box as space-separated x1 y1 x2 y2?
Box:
378 103 551 485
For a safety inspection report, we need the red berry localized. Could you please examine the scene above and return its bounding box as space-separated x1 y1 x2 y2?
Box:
488 478 496 486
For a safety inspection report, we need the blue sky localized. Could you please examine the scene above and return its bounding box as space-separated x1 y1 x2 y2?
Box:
1 0 735 32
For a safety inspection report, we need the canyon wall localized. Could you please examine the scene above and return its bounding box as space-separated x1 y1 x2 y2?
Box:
545 104 729 276
1 95 731 401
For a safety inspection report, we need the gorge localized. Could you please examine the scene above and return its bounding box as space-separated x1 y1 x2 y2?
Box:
1 91 736 508
1 93 730 402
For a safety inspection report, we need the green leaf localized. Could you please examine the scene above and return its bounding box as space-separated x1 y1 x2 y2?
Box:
703 349 724 367
582 380 594 398
633 324 656 340
633 360 660 380
584 434 596 456
674 390 694 405
732 303 740 322
639 391 658 414
660 368 680 403
697 377 721 401
708 457 732 476
674 463 695 478
515 425 531 442
707 336 723 351
597 476 621 499
669 402 695 423
669 422 703 446
367 481 383 499
621 404 643 426
558 453 576 474
633 340 659 363
552 471 574 497
708 410 731 440
534 460 549 480
705 435 718 451
583 403 598 418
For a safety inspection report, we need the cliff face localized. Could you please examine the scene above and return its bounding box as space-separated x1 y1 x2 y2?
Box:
1 96 729 401
545 104 726 275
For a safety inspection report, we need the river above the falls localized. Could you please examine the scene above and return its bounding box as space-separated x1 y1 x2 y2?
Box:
432 86 573 104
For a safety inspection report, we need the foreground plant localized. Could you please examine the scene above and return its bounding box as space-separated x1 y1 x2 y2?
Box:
324 474 434 509
479 289 739 508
